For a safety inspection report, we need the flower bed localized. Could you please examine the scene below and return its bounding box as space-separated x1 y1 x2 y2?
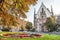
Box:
0 33 42 38
3 34 9 37
0 34 60 40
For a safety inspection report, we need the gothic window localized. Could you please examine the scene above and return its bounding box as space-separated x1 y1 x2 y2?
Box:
42 8 44 13
34 17 36 19
41 8 46 15
39 24 41 26
42 16 43 18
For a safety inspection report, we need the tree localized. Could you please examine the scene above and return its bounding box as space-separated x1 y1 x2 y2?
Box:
20 25 24 31
54 24 60 32
0 0 37 27
45 17 55 32
26 22 32 31
2 26 11 31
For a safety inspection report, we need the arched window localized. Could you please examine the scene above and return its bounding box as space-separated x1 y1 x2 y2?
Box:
42 8 44 13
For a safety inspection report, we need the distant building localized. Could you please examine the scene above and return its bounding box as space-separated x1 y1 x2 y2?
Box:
34 3 54 32
55 15 60 31
56 15 60 24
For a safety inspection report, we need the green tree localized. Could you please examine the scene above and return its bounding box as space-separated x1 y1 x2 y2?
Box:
2 26 11 31
20 25 24 31
45 17 54 32
26 22 32 31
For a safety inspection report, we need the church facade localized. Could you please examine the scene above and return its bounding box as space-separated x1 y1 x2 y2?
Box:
34 3 54 32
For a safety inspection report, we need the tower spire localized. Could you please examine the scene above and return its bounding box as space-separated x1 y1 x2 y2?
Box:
34 8 36 24
34 8 36 20
51 5 54 15
34 8 35 14
34 8 35 25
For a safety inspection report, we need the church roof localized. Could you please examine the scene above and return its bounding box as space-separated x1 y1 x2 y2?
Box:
37 2 51 14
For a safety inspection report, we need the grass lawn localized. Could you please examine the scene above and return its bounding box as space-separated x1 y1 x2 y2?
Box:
0 32 23 34
0 32 60 40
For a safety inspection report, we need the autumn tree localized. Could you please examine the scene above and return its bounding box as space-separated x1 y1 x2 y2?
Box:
0 0 37 27
45 17 55 32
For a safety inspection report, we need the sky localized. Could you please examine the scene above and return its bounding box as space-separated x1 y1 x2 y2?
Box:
25 0 60 24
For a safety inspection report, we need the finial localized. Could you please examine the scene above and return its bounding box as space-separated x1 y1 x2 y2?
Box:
42 2 44 5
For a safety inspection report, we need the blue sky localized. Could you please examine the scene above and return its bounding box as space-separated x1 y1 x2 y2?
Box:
25 0 60 23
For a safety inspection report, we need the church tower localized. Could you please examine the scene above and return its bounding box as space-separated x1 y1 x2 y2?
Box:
34 8 37 31
50 5 55 23
51 5 54 16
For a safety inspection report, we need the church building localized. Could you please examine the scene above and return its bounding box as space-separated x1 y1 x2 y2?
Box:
34 3 54 32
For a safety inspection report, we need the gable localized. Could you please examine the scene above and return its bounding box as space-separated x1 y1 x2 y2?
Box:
37 3 51 18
